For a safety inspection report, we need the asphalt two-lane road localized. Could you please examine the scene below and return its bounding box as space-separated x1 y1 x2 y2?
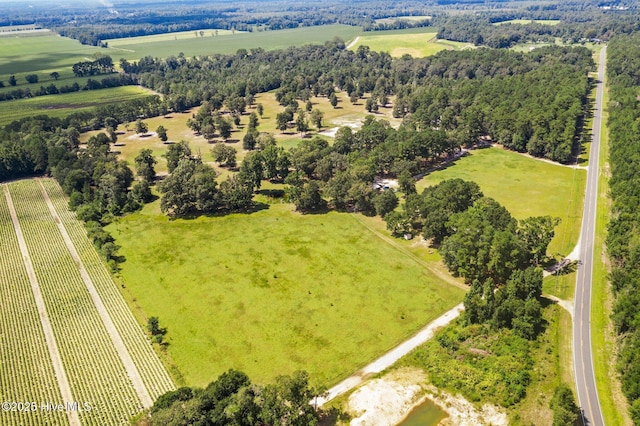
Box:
573 45 606 426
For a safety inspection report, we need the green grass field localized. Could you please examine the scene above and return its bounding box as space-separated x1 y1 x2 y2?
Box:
417 147 586 256
0 34 107 86
107 202 464 388
106 28 241 47
0 86 151 126
350 28 472 58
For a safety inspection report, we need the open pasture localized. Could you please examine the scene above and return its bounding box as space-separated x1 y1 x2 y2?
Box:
350 28 472 58
106 28 240 47
0 86 151 127
417 147 586 256
106 202 464 388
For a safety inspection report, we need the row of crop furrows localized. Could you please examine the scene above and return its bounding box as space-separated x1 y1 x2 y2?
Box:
8 180 142 426
0 186 68 426
39 178 175 401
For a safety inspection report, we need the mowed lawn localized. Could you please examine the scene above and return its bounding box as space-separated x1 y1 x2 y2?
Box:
417 147 586 256
351 28 472 58
107 203 464 388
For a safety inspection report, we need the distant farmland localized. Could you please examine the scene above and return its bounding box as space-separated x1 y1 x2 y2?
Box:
0 86 152 126
104 24 362 59
350 28 472 58
0 33 104 80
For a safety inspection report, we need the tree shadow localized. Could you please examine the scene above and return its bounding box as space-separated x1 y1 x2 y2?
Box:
257 188 285 198
318 406 350 425
544 258 578 276
173 202 270 221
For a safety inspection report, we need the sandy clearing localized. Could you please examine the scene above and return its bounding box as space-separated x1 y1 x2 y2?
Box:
126 131 157 140
348 369 428 426
426 385 508 426
545 294 574 316
37 179 153 408
3 184 81 426
345 368 508 426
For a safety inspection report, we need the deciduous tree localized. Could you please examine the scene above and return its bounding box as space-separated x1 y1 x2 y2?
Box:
134 148 157 181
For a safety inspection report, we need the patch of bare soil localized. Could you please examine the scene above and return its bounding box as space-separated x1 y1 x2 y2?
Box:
346 368 508 426
347 368 429 426
427 385 508 426
126 131 157 140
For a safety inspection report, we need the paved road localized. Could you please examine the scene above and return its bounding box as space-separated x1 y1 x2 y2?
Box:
573 45 606 426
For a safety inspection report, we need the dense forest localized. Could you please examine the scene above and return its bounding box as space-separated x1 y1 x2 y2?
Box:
605 33 640 424
438 11 640 48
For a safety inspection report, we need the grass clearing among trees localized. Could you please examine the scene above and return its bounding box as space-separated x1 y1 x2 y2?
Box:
107 202 464 388
416 147 586 257
493 19 561 26
350 28 471 58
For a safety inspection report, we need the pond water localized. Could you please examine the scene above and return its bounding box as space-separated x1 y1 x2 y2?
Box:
397 398 447 426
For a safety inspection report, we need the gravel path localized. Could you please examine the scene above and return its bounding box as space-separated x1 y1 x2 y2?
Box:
315 303 464 406
346 36 360 49
3 184 80 426
36 179 153 408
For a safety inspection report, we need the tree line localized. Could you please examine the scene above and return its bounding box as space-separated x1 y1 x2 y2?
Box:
0 73 135 102
140 369 325 425
605 32 640 424
386 178 557 340
436 5 640 48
